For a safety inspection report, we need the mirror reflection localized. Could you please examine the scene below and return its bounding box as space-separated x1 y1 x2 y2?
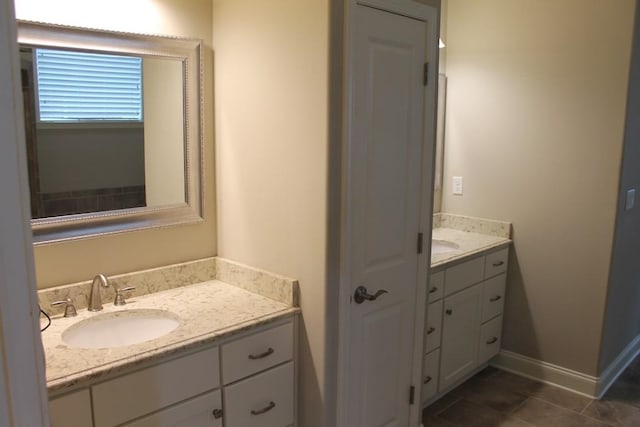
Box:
19 46 185 219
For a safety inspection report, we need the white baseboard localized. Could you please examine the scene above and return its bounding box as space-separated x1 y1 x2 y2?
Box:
596 334 640 398
491 350 598 398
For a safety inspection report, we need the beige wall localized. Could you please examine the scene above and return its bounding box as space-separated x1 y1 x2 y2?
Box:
600 2 640 373
15 0 216 288
442 0 634 375
212 0 331 424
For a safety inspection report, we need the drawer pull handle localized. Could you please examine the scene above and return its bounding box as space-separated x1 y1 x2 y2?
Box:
429 287 438 294
486 337 498 345
212 409 223 419
445 309 453 315
427 327 435 335
248 347 274 360
251 401 276 416
492 261 505 267
490 295 502 302
423 375 432 384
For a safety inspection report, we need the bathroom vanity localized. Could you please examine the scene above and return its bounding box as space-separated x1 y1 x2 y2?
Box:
40 258 299 427
422 214 511 406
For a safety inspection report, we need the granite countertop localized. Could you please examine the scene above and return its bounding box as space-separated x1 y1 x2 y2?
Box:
431 228 511 268
43 279 299 394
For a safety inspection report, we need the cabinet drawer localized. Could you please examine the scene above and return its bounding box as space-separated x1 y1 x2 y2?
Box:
427 270 444 303
50 389 92 427
92 346 220 427
425 299 443 354
224 361 294 427
479 315 503 364
485 248 508 278
124 390 223 427
421 349 440 404
445 257 484 296
222 321 293 385
481 274 506 322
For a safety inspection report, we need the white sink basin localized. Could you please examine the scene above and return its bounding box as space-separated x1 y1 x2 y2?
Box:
62 309 180 349
432 239 459 254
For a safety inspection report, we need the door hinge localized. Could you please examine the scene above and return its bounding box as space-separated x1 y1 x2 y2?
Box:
417 232 424 254
409 385 415 405
423 62 429 86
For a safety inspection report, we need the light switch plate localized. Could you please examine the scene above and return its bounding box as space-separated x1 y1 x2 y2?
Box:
626 188 635 211
453 176 463 195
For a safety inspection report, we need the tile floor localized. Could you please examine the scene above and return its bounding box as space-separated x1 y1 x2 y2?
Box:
422 355 640 426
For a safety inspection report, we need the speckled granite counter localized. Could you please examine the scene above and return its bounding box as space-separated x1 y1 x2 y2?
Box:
431 228 510 268
39 258 299 394
431 213 512 268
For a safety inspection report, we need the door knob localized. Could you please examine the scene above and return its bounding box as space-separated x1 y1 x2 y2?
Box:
354 286 388 304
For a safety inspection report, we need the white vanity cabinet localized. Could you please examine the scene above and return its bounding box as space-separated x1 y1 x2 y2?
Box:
49 389 93 427
48 317 296 427
423 246 509 405
125 390 223 427
92 346 221 427
422 270 444 402
440 282 483 390
221 321 295 427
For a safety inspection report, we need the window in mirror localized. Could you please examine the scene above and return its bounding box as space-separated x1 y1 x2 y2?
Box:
21 47 149 218
34 49 143 122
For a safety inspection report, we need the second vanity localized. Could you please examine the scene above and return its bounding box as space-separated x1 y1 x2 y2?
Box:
422 213 512 407
40 258 299 427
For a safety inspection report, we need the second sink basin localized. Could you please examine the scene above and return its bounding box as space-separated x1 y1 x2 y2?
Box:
62 309 181 349
432 239 459 254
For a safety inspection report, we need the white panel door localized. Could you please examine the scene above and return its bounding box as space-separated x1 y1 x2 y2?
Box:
347 4 426 427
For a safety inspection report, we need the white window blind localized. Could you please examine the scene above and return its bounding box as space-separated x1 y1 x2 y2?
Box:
35 49 143 122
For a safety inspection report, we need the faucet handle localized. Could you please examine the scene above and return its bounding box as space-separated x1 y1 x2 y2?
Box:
51 298 77 317
114 286 136 306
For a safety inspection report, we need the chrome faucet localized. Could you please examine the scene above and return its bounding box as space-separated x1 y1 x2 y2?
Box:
88 274 110 311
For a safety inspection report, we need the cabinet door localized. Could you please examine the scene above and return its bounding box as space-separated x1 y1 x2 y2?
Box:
224 362 294 427
49 389 92 427
424 299 443 354
440 284 483 391
92 346 219 427
124 390 222 427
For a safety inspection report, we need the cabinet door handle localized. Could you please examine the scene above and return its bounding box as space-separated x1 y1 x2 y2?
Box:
490 295 502 302
212 408 223 419
445 309 453 315
248 347 274 360
423 375 432 384
429 286 438 294
486 337 498 345
492 261 505 267
427 327 435 335
251 401 276 415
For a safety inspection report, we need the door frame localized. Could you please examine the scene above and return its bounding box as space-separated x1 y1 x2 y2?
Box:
0 0 50 425
336 0 440 425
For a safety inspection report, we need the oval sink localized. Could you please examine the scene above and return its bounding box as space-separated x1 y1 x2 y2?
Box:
62 309 180 349
432 239 459 254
